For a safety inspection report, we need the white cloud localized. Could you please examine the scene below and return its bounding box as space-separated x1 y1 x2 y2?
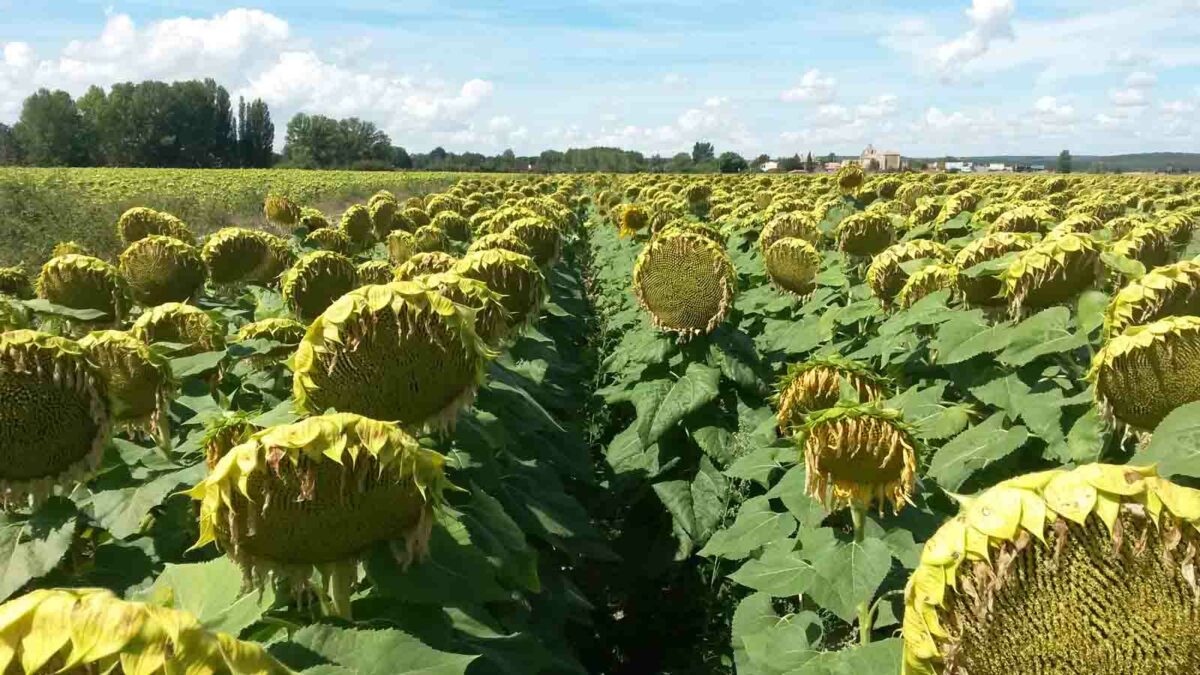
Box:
0 8 501 151
662 73 688 87
546 96 757 156
855 94 899 119
1162 99 1197 115
780 69 836 103
932 0 1015 76
1125 71 1158 89
1110 88 1149 108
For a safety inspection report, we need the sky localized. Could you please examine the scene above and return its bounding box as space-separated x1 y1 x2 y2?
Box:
1 0 1198 158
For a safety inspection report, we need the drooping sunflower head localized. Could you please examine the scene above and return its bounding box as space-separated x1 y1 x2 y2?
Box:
986 205 1048 235
51 241 89 258
131 303 226 356
281 251 359 323
836 211 895 257
795 402 918 514
466 231 531 257
618 204 651 238
505 216 562 268
1088 315 1200 431
368 197 398 239
1103 260 1200 339
452 249 546 331
235 316 307 364
953 232 1039 307
774 357 889 433
394 251 459 282
292 283 492 430
1001 231 1100 317
303 227 352 254
431 211 472 241
116 207 195 246
1108 221 1174 273
298 207 331 232
263 194 301 226
764 237 822 298
909 197 943 226
0 296 29 332
118 235 207 306
199 409 258 469
400 206 431 230
836 163 866 195
249 233 296 287
356 260 394 286
412 271 511 347
759 211 821 252
898 263 960 309
413 224 449 253
0 266 34 300
202 228 273 285
36 254 129 322
0 330 109 506
385 230 417 266
659 220 724 245
867 239 951 305
78 329 173 442
0 588 292 674
632 229 737 339
902 464 1200 675
339 204 374 248
425 193 463 217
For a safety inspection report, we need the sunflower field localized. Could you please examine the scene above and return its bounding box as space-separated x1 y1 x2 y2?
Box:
0 167 1198 674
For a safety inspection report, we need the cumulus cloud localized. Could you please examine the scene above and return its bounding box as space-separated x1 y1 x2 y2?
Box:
780 69 837 103
932 0 1015 76
0 8 498 151
546 96 757 156
1110 88 1149 108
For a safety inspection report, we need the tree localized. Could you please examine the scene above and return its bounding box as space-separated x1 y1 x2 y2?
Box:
667 152 694 173
283 113 341 168
392 146 413 169
240 98 274 168
779 154 803 172
12 89 91 166
691 141 715 164
825 152 836 164
211 81 237 167
750 154 770 169
1058 149 1072 174
718 151 748 174
0 123 21 165
805 152 815 172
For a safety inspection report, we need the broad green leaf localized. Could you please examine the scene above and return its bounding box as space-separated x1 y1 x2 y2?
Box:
638 362 721 446
802 538 892 623
790 638 903 674
933 310 1010 364
277 624 478 675
758 316 825 355
888 383 969 440
365 521 507 605
1131 401 1200 479
1100 251 1146 279
251 399 302 427
90 463 206 539
725 445 788 485
742 612 823 672
769 466 827 529
145 556 275 635
998 307 1088 366
699 496 797 560
1076 290 1110 336
0 499 76 602
690 456 729 542
21 298 108 321
692 425 735 465
1055 406 1109 464
729 546 815 597
731 593 781 674
653 480 697 539
928 413 1029 491
169 349 228 378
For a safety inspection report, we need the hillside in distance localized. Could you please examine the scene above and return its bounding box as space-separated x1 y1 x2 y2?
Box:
915 152 1200 172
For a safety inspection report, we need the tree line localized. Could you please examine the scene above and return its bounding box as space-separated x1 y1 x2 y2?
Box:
0 77 837 174
0 80 274 168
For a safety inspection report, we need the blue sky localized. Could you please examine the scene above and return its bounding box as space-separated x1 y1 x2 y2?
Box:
1 0 1198 157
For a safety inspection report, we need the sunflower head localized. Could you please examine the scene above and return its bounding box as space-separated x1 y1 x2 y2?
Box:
431 211 472 241
632 229 737 339
1088 315 1200 431
413 271 511 347
368 197 398 239
0 267 33 300
760 212 820 252
119 235 207 306
795 402 918 514
51 241 89 258
467 231 531 257
953 232 1039 307
235 316 307 364
298 207 331 232
902 464 1200 675
836 212 895 257
263 194 301 226
304 227 352 255
281 251 359 323
836 164 865 195
898 263 960 309
339 204 374 248
356 260 394 286
36 254 129 322
0 588 291 674
867 240 951 306
202 228 273 285
116 207 194 246
78 329 173 442
505 216 562 268
1103 260 1200 339
413 224 450 253
452 249 546 331
0 330 109 506
764 237 822 298
131 303 225 356
394 252 459 282
774 356 889 433
292 283 492 430
1001 231 1100 317
618 204 651 238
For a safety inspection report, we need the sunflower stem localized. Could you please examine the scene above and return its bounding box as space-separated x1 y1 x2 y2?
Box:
850 502 873 645
326 565 355 621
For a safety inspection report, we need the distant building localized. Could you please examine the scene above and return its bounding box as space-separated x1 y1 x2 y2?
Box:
944 161 973 173
983 163 1011 173
860 144 902 172
760 160 779 172
824 161 843 172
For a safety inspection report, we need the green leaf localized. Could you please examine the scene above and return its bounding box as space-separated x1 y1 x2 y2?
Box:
729 545 815 597
365 520 507 605
997 307 1088 366
90 463 207 539
277 624 478 675
790 638 903 674
638 362 721 446
888 383 969 440
933 310 1010 364
698 496 797 560
0 499 77 602
169 349 228 378
801 538 892 623
742 612 824 672
145 556 275 635
1056 406 1109 464
725 445 788 485
1131 401 1200 479
928 413 1029 491
1076 290 1110 336
692 425 735 465
731 593 782 674
21 298 108 321
769 466 827 529
690 456 729 542
1100 251 1146 279
758 316 825 355
251 399 301 427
